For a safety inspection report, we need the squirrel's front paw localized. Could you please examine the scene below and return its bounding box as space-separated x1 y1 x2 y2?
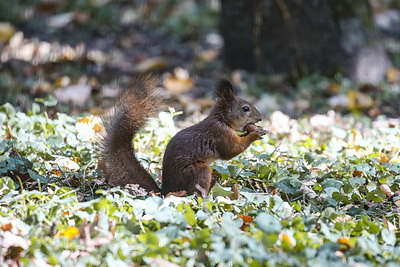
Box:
254 126 267 139
247 125 267 140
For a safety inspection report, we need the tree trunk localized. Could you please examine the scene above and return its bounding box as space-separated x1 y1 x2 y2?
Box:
220 0 389 83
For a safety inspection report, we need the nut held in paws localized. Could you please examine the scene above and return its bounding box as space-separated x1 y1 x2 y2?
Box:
245 123 258 132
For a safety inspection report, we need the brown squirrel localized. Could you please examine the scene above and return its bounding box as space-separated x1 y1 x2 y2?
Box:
101 76 267 196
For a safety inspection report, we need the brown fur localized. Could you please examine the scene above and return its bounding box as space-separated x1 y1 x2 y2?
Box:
101 76 161 193
101 78 267 196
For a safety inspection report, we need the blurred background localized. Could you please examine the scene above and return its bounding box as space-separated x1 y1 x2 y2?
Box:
0 0 399 118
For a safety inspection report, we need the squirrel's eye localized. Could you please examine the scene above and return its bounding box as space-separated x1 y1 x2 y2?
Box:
242 105 250 112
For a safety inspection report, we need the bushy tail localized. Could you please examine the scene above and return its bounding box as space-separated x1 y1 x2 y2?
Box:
100 75 161 193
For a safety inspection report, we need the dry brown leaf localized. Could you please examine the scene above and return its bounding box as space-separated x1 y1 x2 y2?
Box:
382 215 397 231
0 231 29 260
329 83 341 94
235 215 253 230
166 190 187 197
134 57 168 73
1 223 13 232
333 215 353 223
198 49 219 62
53 156 80 171
380 184 394 197
377 153 389 163
387 67 400 83
163 68 194 95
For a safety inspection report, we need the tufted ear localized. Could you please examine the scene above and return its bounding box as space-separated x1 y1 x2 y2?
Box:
215 79 235 102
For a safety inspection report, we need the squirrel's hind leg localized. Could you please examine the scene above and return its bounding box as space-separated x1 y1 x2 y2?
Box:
187 163 213 197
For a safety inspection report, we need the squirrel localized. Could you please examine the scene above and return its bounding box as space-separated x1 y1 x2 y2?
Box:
100 76 267 196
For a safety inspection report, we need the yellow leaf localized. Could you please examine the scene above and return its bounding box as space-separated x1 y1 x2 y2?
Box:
347 90 357 110
387 67 399 83
77 117 91 124
280 233 294 247
347 90 374 110
337 237 353 248
55 226 80 241
51 169 62 176
377 153 389 163
0 22 15 42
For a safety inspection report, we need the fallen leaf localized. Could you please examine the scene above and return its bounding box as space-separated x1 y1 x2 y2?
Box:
1 223 13 232
382 215 397 231
54 84 92 106
387 67 400 83
48 12 75 28
0 231 30 253
0 22 15 42
166 190 187 197
377 153 389 163
280 233 295 247
134 57 168 73
51 169 62 176
163 67 194 95
55 226 80 241
329 83 341 94
353 170 363 177
53 156 80 171
333 215 353 223
337 237 353 249
235 215 254 230
379 184 394 197
76 115 103 141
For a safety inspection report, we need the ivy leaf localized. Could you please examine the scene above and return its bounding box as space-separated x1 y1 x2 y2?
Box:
348 177 366 188
255 213 282 233
365 190 386 203
210 183 232 197
27 169 48 183
276 178 302 194
381 229 396 245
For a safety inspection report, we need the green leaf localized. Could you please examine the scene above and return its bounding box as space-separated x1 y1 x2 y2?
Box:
304 152 316 164
348 177 366 188
255 213 282 233
210 183 232 197
381 229 396 245
27 169 48 183
228 164 241 177
183 204 196 226
365 190 386 203
276 178 302 194
138 232 159 250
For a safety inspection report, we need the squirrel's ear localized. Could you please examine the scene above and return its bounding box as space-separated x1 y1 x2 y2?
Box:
215 79 235 102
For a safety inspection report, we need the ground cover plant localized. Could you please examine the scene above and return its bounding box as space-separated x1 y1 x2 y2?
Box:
0 98 399 266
